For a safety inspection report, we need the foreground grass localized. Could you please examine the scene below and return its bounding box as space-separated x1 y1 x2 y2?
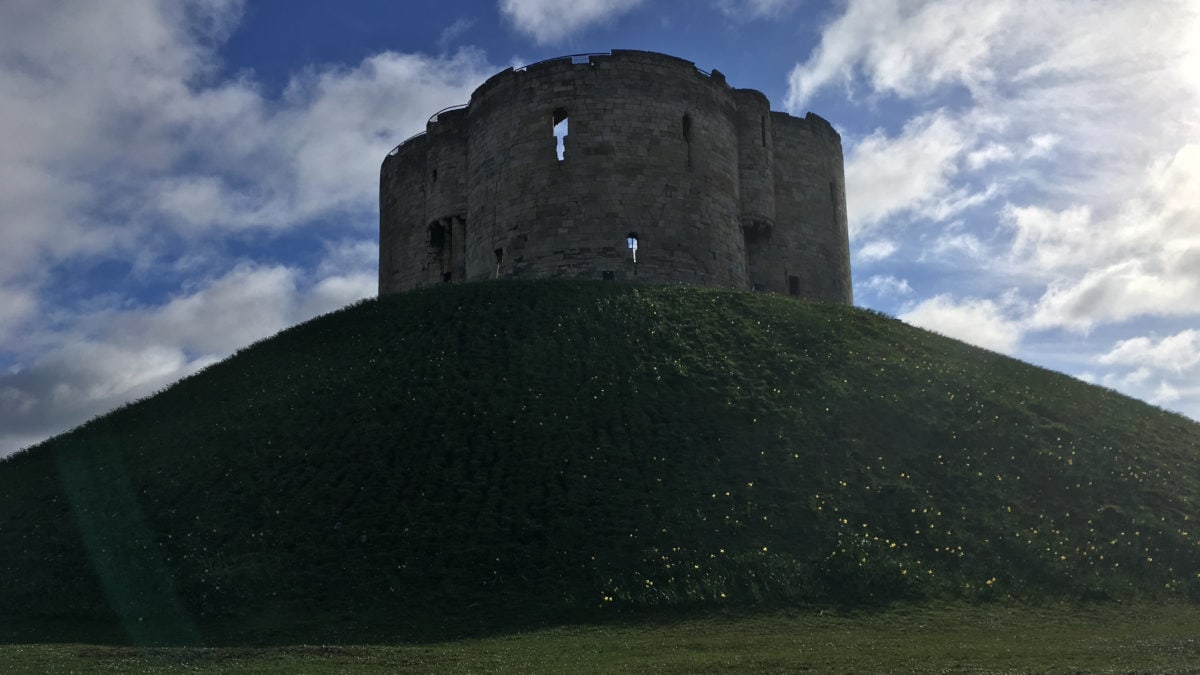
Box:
5 603 1199 673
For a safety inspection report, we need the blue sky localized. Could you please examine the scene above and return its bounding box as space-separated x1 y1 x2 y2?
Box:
2 0 1198 456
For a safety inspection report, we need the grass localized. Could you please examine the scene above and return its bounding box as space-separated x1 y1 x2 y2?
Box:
3 602 1199 673
1 280 1198 645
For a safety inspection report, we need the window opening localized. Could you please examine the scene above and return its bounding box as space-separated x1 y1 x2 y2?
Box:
626 232 639 264
494 247 504 278
553 108 568 161
432 168 438 183
428 222 446 249
761 116 767 147
443 272 452 283
602 270 615 281
788 275 800 297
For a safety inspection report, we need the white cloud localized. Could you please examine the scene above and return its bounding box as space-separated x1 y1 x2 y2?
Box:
967 143 1014 170
1152 381 1182 405
438 17 476 50
856 239 897 263
1003 204 1096 274
784 0 1189 112
926 231 987 262
499 0 645 45
0 0 495 284
1027 261 1200 332
0 240 377 458
0 286 36 343
858 275 912 298
1024 133 1061 159
1098 330 1200 374
812 0 1198 244
715 0 798 20
844 111 974 233
789 0 1200 430
0 340 215 458
900 294 1022 354
0 1 484 457
1023 143 1200 330
98 265 300 355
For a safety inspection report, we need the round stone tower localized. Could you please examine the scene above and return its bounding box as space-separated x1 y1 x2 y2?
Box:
379 50 852 305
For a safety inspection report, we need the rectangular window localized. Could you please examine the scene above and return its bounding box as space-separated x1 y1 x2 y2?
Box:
788 275 800 296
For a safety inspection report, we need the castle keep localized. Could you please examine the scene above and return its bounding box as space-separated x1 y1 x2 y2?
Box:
379 50 852 304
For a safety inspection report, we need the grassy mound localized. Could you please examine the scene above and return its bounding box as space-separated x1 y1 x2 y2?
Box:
1 280 1197 644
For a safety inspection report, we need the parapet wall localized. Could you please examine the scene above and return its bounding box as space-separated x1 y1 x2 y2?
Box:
379 50 852 304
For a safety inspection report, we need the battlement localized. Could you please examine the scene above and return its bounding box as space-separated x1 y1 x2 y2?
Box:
379 50 852 303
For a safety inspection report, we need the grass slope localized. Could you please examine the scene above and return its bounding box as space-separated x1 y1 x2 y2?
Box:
1 280 1198 645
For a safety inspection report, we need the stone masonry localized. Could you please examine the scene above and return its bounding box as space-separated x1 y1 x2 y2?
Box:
379 50 852 304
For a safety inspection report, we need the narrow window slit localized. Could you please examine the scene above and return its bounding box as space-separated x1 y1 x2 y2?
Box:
553 108 568 161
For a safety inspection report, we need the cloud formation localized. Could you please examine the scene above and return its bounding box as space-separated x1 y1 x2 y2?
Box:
499 0 645 44
899 294 1022 355
0 1 489 456
789 0 1200 419
0 244 376 457
844 111 975 233
0 0 493 288
714 0 798 20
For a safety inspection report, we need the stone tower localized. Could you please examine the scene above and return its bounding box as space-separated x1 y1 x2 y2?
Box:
379 50 852 304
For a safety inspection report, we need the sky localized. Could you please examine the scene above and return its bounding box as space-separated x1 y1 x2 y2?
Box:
1 0 1198 457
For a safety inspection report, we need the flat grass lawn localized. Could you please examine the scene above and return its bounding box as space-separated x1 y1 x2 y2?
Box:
4 603 1199 673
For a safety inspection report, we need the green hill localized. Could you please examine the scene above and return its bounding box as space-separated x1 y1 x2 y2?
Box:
2 280 1198 645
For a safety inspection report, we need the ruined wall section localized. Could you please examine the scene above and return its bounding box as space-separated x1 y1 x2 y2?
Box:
378 109 470 294
748 112 852 304
465 51 745 287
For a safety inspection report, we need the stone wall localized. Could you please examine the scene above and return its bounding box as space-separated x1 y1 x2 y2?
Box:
379 50 852 304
